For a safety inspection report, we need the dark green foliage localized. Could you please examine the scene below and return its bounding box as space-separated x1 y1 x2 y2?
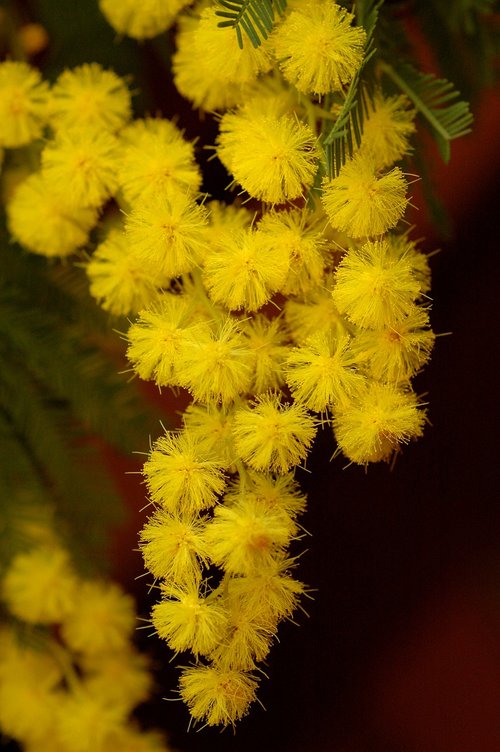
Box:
0 230 162 574
380 62 474 162
215 0 287 48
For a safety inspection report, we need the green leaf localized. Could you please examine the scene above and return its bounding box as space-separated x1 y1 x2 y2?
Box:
215 0 287 49
379 62 473 162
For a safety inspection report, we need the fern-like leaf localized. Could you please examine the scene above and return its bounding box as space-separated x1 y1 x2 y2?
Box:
380 62 473 162
215 0 287 49
322 0 382 177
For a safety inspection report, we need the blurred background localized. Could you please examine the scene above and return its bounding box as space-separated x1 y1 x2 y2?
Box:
1 1 500 750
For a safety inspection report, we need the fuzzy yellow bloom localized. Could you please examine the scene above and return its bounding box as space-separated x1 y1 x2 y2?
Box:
333 382 426 464
226 554 305 621
205 496 296 575
257 207 329 296
321 154 408 238
2 546 77 623
82 649 153 710
205 200 253 246
0 60 49 147
61 580 135 656
175 318 254 404
209 595 274 670
182 403 237 469
173 15 248 112
152 582 228 656
126 294 197 386
56 689 128 752
7 171 98 257
173 8 272 111
87 228 162 316
217 108 319 203
139 508 210 583
118 121 201 205
284 278 344 343
285 331 365 411
240 315 289 394
42 128 119 209
203 227 289 311
351 306 435 383
358 90 416 169
99 0 189 39
273 1 366 96
332 239 421 329
179 664 259 727
225 471 307 518
125 189 208 278
143 430 227 514
49 63 131 134
387 231 432 295
232 393 317 474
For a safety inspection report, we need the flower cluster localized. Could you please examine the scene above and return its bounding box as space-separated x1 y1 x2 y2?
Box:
0 0 436 728
0 543 173 752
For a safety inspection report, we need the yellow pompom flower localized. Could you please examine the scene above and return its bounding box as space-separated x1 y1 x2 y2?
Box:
82 649 153 710
240 315 289 394
0 60 49 147
7 171 98 257
61 580 135 656
173 8 272 111
209 595 274 671
99 0 189 39
226 554 305 621
126 294 197 386
332 239 421 329
257 207 329 296
321 154 409 238
49 63 131 134
225 471 307 518
41 128 120 209
87 228 162 316
232 393 317 474
273 1 366 96
387 231 432 296
285 331 365 411
182 403 237 470
175 318 254 404
284 277 344 343
173 15 248 112
56 689 128 752
333 382 426 464
205 200 253 246
179 664 259 727
351 306 435 383
140 509 208 585
205 496 296 576
125 189 208 278
217 108 319 203
2 546 77 624
358 89 416 169
139 508 211 584
152 582 228 656
143 430 227 515
203 227 289 311
118 122 201 205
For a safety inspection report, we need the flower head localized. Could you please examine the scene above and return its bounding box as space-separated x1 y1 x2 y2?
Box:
7 172 97 257
358 89 416 169
273 1 366 96
332 239 421 328
0 60 49 147
217 108 319 203
321 154 408 238
49 63 131 134
179 665 259 727
99 0 189 39
232 393 317 474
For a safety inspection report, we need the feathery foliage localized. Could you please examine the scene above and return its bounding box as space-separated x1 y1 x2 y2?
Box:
215 0 287 48
380 62 474 162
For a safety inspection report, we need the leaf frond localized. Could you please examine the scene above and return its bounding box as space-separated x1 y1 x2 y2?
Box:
379 62 473 162
215 0 287 48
